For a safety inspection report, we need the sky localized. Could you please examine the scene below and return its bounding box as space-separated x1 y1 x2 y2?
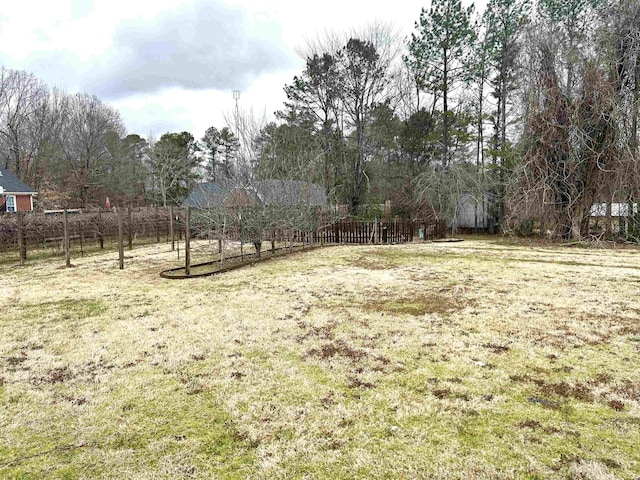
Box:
0 0 442 140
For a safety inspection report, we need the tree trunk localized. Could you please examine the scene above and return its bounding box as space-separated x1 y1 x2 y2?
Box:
442 49 449 168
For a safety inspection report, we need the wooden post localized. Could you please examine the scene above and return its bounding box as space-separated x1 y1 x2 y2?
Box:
185 206 191 276
375 218 379 244
165 207 169 243
169 206 175 251
155 206 160 243
98 211 104 249
63 210 71 267
17 212 26 265
127 206 133 250
118 208 124 270
79 220 84 257
240 215 244 262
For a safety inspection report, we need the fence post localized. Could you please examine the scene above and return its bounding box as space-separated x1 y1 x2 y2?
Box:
17 212 26 265
185 206 191 276
239 214 244 262
79 220 84 257
118 208 124 270
154 205 160 243
97 211 104 249
169 206 175 251
63 210 70 267
126 206 132 250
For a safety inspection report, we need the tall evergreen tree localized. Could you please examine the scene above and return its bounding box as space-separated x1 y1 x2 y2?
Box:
407 0 477 168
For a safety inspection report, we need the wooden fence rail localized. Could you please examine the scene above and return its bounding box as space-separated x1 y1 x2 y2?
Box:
316 219 446 244
0 207 173 260
0 207 447 270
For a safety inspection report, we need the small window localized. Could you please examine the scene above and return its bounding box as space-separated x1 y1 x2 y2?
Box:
6 195 16 212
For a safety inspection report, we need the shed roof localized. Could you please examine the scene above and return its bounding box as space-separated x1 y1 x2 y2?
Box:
0 167 36 194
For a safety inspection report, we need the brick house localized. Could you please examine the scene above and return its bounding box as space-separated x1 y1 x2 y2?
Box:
0 167 37 212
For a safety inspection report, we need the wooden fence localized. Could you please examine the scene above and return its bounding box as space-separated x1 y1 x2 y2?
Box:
0 207 173 264
0 206 447 272
316 219 446 244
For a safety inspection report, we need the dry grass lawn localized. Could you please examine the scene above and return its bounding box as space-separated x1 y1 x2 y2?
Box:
1 238 639 479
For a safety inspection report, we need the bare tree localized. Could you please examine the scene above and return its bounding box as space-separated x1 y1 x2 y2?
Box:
0 69 52 181
148 132 199 207
59 93 125 207
189 108 327 259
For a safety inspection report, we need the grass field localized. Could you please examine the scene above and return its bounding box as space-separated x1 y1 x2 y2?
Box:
1 238 639 479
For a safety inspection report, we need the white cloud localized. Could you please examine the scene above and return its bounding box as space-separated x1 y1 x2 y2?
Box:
0 0 486 137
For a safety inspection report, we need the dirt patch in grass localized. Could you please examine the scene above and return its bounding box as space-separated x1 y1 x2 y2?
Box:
296 319 337 342
364 291 466 316
613 380 640 401
483 343 511 354
608 399 626 411
304 340 367 361
346 376 376 389
510 375 595 402
539 381 594 402
517 419 543 429
349 252 398 270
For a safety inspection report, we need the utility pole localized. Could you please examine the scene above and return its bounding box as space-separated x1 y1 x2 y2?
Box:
233 90 240 115
233 90 240 138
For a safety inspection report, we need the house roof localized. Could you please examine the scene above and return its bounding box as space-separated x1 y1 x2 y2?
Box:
183 181 230 207
254 180 327 206
184 179 327 208
0 167 36 194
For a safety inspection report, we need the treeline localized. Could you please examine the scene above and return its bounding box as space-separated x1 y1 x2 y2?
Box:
257 0 640 239
0 69 130 207
0 65 246 209
2 0 639 240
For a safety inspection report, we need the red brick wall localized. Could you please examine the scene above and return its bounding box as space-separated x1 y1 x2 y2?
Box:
17 195 32 211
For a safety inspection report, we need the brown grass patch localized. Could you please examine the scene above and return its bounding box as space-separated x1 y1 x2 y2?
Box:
483 343 511 354
365 292 464 316
304 340 367 361
346 376 376 389
517 419 542 429
607 400 625 411
350 254 396 271
513 375 595 402
612 380 640 400
538 381 594 402
296 319 337 342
